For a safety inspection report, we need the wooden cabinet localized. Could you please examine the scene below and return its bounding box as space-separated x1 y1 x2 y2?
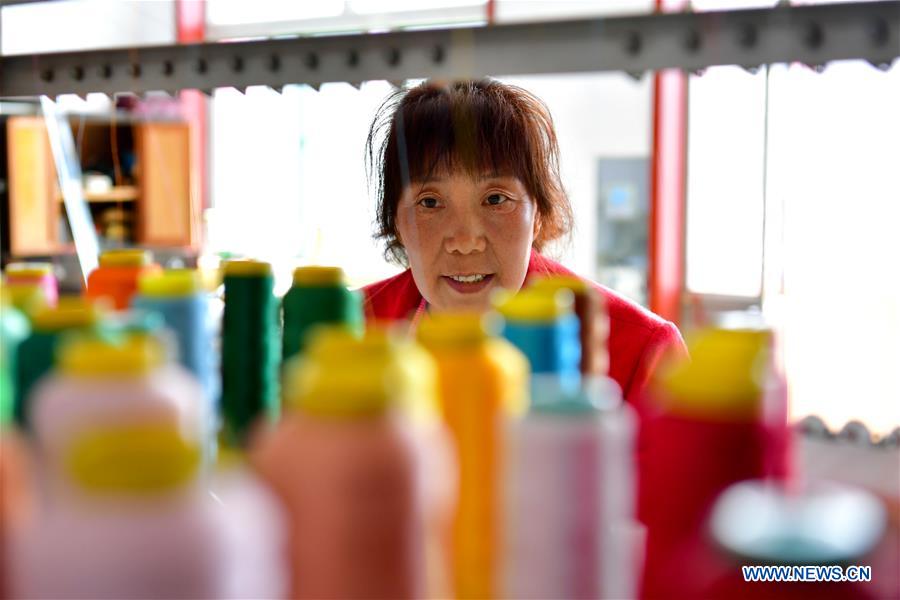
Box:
6 117 58 256
136 122 195 247
5 115 197 257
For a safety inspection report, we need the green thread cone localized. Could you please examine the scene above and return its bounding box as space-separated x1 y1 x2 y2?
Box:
220 260 280 447
282 266 364 362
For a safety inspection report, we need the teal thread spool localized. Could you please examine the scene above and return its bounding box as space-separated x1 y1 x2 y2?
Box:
282 266 364 363
15 298 102 430
220 260 280 447
0 293 30 427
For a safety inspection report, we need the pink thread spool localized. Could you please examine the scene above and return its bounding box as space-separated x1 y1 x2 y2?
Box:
5 263 58 308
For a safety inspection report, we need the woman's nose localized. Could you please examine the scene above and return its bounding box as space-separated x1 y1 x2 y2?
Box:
443 210 487 255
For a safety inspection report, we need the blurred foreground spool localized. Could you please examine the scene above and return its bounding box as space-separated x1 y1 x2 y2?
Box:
417 313 527 599
253 326 443 599
639 327 788 598
14 297 102 431
495 286 637 599
4 262 58 310
29 331 209 487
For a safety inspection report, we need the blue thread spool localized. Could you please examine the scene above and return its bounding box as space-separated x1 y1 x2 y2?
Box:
494 287 581 401
132 270 214 402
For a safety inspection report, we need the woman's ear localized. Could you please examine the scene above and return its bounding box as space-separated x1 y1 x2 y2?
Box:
533 211 542 241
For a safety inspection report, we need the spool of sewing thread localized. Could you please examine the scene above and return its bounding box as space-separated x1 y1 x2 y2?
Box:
220 260 280 447
14 298 102 431
281 266 364 362
498 285 637 600
0 287 30 426
86 249 161 310
503 375 637 600
4 263 58 309
252 326 438 599
530 275 608 376
14 327 282 598
0 286 33 599
132 269 214 397
29 330 208 492
639 327 778 599
417 313 527 599
0 427 31 600
493 287 580 396
10 423 219 598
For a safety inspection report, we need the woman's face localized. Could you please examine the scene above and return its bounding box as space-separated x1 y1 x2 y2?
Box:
395 171 537 313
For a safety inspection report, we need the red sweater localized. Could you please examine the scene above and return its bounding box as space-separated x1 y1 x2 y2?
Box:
362 250 687 412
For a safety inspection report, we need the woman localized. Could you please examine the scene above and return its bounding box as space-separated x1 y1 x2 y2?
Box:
363 79 686 408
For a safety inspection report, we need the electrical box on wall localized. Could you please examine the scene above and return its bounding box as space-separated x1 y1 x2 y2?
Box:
597 157 649 306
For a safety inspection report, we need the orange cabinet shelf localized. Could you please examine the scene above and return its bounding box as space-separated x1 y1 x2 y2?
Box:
6 116 198 257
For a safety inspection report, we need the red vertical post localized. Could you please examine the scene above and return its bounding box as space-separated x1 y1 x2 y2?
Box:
176 0 207 249
648 0 688 325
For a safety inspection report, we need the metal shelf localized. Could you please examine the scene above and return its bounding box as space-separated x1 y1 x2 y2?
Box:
1 2 897 98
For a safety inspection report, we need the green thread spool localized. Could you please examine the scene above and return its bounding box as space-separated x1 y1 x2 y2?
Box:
282 266 364 362
15 298 102 430
0 298 30 427
220 260 280 447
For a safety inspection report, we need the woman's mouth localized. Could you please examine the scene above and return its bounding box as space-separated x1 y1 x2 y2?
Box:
442 273 495 294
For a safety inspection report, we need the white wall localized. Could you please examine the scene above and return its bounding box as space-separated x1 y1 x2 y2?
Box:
501 73 653 280
1 0 175 56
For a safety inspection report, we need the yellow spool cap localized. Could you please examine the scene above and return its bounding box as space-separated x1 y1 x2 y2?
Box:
492 287 574 322
6 283 47 315
660 327 772 420
65 424 200 493
285 326 437 420
292 266 346 286
138 269 203 297
59 332 166 377
416 312 497 348
223 259 273 277
5 262 53 278
99 248 152 268
530 274 589 294
31 297 101 331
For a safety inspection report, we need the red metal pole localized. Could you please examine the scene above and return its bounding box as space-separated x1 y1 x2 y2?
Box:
648 0 688 325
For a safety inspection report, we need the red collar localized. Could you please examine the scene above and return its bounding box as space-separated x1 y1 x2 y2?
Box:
363 249 580 328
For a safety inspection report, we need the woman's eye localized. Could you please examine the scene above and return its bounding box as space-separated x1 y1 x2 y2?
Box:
418 197 439 209
486 193 510 206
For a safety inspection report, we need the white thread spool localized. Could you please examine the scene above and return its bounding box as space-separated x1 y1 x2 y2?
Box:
503 375 637 600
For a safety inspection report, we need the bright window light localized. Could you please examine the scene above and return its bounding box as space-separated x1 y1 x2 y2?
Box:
207 0 344 26
686 66 766 298
765 61 900 435
349 0 486 14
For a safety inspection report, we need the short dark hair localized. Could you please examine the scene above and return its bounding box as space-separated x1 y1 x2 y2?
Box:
366 79 573 264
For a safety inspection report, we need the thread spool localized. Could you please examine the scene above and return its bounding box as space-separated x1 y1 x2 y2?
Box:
493 287 580 394
639 327 780 598
503 378 636 600
0 290 30 427
14 298 103 430
86 249 161 310
417 313 527 599
281 266 363 362
4 263 58 309
530 276 609 376
220 260 280 447
133 269 214 398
